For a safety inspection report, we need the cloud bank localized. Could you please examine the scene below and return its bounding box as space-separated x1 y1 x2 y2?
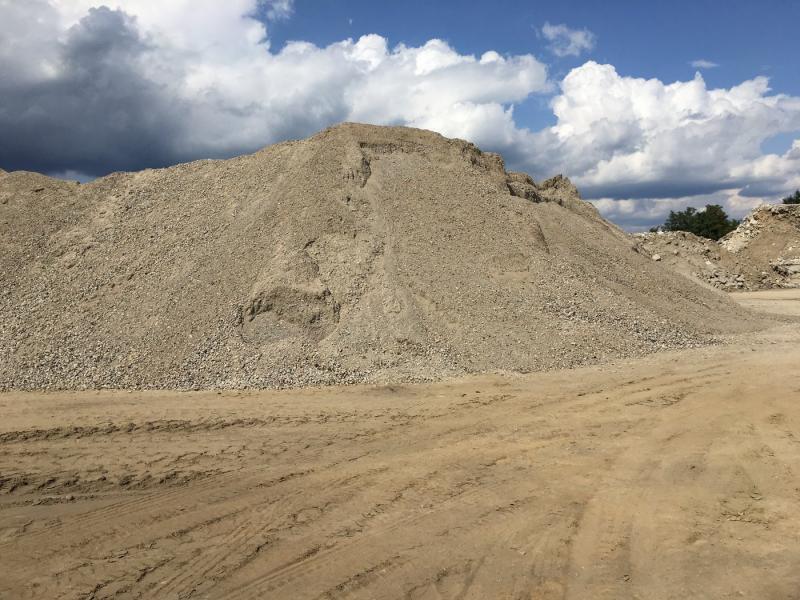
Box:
1 2 799 229
0 0 548 177
531 63 800 228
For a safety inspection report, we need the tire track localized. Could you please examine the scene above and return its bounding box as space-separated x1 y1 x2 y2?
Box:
155 466 392 597
0 467 313 552
222 477 540 600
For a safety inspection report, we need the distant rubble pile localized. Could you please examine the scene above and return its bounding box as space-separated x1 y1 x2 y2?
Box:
635 231 752 290
721 204 800 284
721 204 800 252
636 204 800 290
0 123 766 390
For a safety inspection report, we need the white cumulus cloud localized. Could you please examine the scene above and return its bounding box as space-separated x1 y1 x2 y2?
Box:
510 62 800 226
543 64 800 195
540 22 596 58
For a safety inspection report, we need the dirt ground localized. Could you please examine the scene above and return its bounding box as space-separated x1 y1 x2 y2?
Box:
1 291 799 600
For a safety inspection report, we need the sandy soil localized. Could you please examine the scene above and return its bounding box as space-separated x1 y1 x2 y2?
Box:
1 291 799 599
732 289 800 317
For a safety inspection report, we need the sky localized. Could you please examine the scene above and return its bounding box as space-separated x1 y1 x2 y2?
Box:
1 0 799 230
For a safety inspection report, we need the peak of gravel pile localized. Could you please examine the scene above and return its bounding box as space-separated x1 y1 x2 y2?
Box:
0 123 766 390
637 204 800 291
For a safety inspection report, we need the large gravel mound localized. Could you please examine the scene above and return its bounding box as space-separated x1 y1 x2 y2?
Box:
0 123 766 389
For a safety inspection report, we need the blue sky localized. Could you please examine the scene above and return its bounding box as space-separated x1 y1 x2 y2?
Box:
1 0 799 229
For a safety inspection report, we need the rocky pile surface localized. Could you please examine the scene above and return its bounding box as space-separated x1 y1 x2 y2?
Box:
0 123 766 390
721 204 800 284
637 204 800 291
635 231 762 290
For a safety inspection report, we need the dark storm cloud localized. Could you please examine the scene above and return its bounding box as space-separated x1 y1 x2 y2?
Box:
0 7 187 176
579 179 743 201
738 179 794 198
598 213 662 231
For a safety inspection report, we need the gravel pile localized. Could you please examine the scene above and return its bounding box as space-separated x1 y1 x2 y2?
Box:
635 231 761 290
721 204 800 273
637 204 800 291
0 123 766 390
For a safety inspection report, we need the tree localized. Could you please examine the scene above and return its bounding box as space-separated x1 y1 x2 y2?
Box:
782 190 800 204
658 204 739 240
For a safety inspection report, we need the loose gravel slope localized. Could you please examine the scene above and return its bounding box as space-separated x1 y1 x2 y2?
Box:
0 123 766 389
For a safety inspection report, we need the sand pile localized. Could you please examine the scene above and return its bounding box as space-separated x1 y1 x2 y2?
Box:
0 123 765 389
637 204 800 290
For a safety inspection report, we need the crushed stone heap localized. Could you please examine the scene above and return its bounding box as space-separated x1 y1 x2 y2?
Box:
0 123 766 389
636 204 800 291
635 231 760 291
721 204 800 283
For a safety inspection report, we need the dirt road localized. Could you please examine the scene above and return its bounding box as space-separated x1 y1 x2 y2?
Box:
1 291 799 599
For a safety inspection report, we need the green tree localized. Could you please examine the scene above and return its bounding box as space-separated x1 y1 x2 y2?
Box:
782 190 800 204
659 204 739 240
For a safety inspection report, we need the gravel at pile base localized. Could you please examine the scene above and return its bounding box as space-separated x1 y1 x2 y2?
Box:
0 123 768 390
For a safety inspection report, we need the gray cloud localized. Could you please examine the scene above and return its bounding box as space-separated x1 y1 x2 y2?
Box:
581 179 743 201
0 6 187 175
0 3 548 178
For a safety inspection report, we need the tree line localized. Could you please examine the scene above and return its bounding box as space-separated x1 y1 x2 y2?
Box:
650 204 739 240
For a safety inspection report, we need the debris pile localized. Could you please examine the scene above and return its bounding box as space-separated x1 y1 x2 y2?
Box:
637 204 800 290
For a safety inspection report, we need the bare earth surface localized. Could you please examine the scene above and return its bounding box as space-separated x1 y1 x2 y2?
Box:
1 291 799 599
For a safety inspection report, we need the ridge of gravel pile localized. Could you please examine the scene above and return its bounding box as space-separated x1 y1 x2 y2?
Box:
0 123 767 389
